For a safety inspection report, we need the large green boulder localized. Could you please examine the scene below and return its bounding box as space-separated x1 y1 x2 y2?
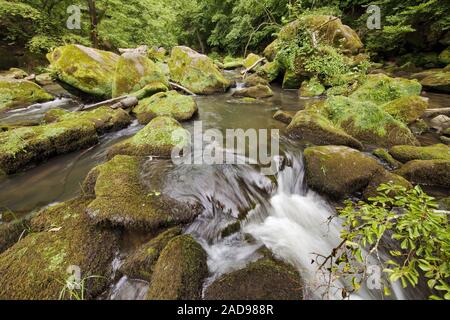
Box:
47 44 119 98
243 53 263 69
112 52 169 98
108 116 189 159
382 96 428 124
146 235 207 300
389 144 450 163
303 146 384 199
205 256 303 300
439 47 450 65
168 46 230 94
257 61 282 82
420 71 450 93
263 40 280 61
0 79 53 112
0 199 118 300
287 110 363 149
84 155 200 231
132 91 197 124
232 85 273 99
396 160 450 188
282 69 306 89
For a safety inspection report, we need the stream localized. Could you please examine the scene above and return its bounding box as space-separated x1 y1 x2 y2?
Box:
0 77 447 300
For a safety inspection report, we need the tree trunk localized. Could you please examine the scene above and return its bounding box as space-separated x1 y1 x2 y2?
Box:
87 0 99 48
196 29 205 54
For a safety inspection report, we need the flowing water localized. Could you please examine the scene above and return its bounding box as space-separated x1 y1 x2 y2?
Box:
1 79 447 300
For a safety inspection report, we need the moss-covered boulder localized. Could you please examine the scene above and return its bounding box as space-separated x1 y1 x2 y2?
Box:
273 110 294 124
232 85 273 99
279 15 363 54
205 256 303 300
0 120 98 175
439 47 450 65
146 235 207 300
44 106 131 134
132 91 197 124
112 52 169 98
242 74 269 87
0 199 118 300
395 160 450 188
323 96 419 147
35 73 54 86
263 40 280 61
0 217 30 254
257 60 282 82
363 171 412 200
0 79 53 112
0 68 28 79
243 53 263 69
282 69 306 89
349 74 422 105
420 71 450 93
223 57 243 70
119 227 182 281
373 148 402 169
108 116 188 158
389 144 450 163
168 46 231 94
303 146 384 198
382 96 428 124
287 110 363 149
47 44 119 98
299 78 325 97
84 155 199 231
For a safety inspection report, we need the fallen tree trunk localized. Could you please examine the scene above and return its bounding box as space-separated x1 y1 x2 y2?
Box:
241 58 266 78
424 107 450 117
169 81 196 96
78 95 128 111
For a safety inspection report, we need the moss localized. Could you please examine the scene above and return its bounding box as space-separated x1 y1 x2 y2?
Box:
44 106 131 134
350 74 422 105
242 74 269 87
395 160 450 188
47 44 119 98
108 116 188 158
0 217 31 254
0 79 53 112
257 60 282 82
420 71 450 93
132 91 197 124
146 235 207 300
324 96 418 147
373 148 402 169
129 82 169 100
242 53 262 69
273 110 294 124
148 47 167 62
0 119 98 175
223 57 243 70
389 144 450 163
287 110 363 149
263 40 280 61
382 96 428 124
168 46 230 94
0 198 118 300
299 78 325 97
119 227 182 281
439 47 450 65
232 85 273 99
205 255 302 300
220 221 241 238
363 171 412 200
282 69 305 89
303 145 383 199
112 52 169 98
85 155 200 231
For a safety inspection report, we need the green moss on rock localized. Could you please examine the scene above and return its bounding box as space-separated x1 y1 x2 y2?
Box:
299 78 325 97
439 47 450 65
47 44 119 98
243 74 269 87
287 110 363 149
389 144 450 163
395 160 450 188
168 46 231 94
108 116 188 158
363 171 412 200
420 71 450 93
0 217 30 254
243 53 262 69
273 110 294 124
112 52 169 98
0 79 53 112
146 235 207 300
382 96 428 124
205 256 303 300
303 145 384 198
119 227 182 281
132 91 197 124
282 69 305 89
232 85 273 99
0 198 118 300
257 60 282 82
373 148 402 169
84 155 199 231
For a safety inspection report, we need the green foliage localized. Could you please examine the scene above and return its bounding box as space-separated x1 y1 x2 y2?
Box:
328 183 450 300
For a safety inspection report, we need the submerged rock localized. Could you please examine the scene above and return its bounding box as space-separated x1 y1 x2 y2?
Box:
119 227 182 282
396 160 450 188
132 90 197 124
146 235 207 300
287 110 363 149
0 199 118 299
303 146 383 198
420 71 450 93
168 46 230 94
232 85 273 99
382 96 428 124
47 44 119 98
205 256 303 300
84 155 200 231
0 120 98 175
0 79 53 112
44 106 131 134
389 144 450 162
108 116 188 158
112 52 169 98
